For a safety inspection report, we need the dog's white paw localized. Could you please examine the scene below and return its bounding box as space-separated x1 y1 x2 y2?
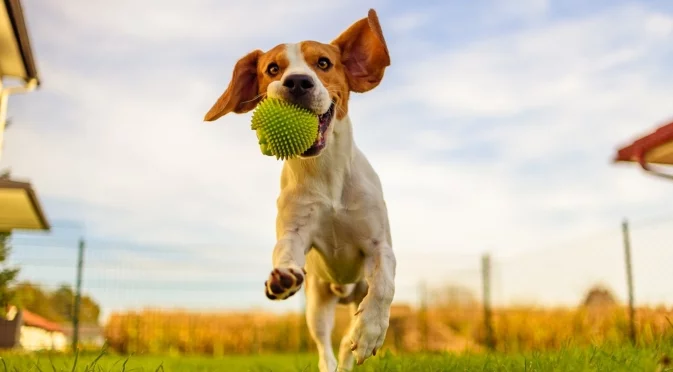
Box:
347 301 389 365
264 267 305 300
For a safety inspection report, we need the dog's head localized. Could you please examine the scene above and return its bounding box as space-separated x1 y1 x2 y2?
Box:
204 9 390 158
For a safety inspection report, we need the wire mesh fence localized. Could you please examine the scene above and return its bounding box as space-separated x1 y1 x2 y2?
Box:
4 214 673 355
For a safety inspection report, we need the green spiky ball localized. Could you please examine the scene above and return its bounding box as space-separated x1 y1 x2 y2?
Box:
250 98 319 160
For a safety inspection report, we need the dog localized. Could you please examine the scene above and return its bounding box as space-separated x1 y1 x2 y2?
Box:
204 9 396 372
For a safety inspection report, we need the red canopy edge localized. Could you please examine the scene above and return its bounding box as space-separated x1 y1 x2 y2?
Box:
614 119 673 163
614 119 673 180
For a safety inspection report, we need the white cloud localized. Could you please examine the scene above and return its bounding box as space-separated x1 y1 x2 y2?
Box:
387 12 431 34
400 5 673 119
37 0 363 49
482 0 550 25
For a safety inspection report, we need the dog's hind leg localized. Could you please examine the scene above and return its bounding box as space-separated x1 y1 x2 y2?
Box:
305 273 339 372
336 280 368 371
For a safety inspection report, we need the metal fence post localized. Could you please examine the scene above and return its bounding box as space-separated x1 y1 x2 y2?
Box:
72 238 85 352
482 253 495 351
622 219 636 345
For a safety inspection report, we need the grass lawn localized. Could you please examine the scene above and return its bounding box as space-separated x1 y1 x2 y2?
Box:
0 343 671 372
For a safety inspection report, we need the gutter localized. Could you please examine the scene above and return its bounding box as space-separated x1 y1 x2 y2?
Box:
636 153 673 181
0 77 37 162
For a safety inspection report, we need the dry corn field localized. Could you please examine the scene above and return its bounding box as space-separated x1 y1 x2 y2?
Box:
103 303 673 356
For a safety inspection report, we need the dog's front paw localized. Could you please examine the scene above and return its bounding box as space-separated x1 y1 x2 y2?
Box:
348 301 390 365
264 267 305 300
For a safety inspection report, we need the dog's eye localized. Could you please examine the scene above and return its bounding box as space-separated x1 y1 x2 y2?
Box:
267 63 280 76
317 57 332 71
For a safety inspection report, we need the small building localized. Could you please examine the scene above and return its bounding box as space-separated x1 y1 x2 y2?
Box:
0 306 67 351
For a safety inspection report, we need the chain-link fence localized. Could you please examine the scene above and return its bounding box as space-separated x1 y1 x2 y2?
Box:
4 215 673 355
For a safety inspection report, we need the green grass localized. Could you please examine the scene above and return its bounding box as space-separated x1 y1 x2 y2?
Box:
0 343 671 372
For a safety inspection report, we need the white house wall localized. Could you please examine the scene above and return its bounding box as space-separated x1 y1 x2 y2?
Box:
19 325 67 351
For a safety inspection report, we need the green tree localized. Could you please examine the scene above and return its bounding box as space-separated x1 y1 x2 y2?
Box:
12 281 101 325
0 232 20 317
12 281 62 321
50 285 74 322
78 294 101 325
50 284 101 324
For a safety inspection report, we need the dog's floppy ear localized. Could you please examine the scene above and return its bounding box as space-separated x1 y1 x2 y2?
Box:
204 49 264 122
331 9 391 93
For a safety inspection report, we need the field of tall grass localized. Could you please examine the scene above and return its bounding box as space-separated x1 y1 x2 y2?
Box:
2 343 672 372
102 303 673 356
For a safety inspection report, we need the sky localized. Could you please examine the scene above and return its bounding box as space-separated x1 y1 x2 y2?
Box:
2 0 673 321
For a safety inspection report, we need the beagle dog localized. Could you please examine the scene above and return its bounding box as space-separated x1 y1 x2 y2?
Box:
204 9 396 371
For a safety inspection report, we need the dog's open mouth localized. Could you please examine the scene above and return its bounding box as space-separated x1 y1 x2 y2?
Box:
301 103 335 157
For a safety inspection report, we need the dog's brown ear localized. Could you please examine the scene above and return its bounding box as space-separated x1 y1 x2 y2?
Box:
204 49 264 122
331 9 391 93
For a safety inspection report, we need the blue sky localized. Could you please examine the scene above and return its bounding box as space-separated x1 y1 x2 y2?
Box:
2 0 673 320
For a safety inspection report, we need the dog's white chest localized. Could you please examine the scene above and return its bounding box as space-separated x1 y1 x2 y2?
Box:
305 204 367 284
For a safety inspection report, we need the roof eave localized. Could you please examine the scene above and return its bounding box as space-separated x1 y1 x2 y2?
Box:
3 0 39 86
0 178 50 231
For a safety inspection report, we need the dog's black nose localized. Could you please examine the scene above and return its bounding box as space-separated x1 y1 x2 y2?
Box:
282 74 315 97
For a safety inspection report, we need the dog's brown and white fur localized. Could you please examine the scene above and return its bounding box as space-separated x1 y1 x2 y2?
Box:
204 9 396 371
